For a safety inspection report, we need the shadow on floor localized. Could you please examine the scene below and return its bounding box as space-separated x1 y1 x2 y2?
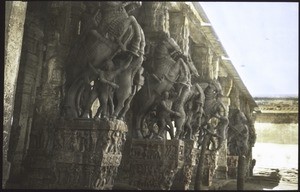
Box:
220 170 281 190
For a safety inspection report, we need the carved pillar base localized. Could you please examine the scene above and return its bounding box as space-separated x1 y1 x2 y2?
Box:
227 155 239 179
215 139 228 179
171 140 197 190
21 119 127 189
203 150 217 186
214 165 228 179
128 139 184 190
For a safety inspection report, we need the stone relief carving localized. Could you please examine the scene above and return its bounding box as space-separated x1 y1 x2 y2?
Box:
196 80 229 151
128 139 184 190
132 31 201 140
227 109 249 156
63 2 145 120
51 119 128 189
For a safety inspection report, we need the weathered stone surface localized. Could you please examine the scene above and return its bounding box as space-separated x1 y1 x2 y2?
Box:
4 2 260 190
203 150 217 186
128 139 184 190
3 1 27 188
214 140 228 179
20 119 127 189
172 140 198 190
227 155 239 179
6 7 45 188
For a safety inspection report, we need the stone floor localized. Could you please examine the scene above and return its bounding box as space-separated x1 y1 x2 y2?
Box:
216 167 298 190
113 167 298 190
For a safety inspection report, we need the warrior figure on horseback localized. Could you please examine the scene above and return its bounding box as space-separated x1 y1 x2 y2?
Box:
132 31 199 139
62 2 145 119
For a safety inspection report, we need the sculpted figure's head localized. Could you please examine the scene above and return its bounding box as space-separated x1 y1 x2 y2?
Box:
162 91 170 99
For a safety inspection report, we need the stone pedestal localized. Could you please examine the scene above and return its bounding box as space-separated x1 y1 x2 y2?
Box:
214 165 228 179
227 155 239 179
192 149 218 188
214 139 228 179
128 139 184 190
21 119 127 189
203 150 217 186
171 140 198 190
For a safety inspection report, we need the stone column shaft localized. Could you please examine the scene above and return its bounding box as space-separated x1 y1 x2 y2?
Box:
3 1 27 188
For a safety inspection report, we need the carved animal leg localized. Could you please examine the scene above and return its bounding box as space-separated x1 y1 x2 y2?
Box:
156 119 166 140
185 123 193 140
94 106 102 119
112 78 132 120
126 16 142 56
111 98 125 120
99 93 109 120
174 113 186 139
81 89 98 118
107 93 114 117
133 93 157 139
166 119 174 139
75 81 88 117
118 92 135 120
135 113 146 139
65 78 83 118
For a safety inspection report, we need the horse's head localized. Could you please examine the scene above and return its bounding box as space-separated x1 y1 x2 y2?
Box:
203 79 223 99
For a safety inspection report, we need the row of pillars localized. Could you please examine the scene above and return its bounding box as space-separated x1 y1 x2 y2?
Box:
3 2 251 189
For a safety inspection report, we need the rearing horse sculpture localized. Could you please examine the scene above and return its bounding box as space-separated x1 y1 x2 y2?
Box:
173 83 204 140
198 80 229 151
63 2 144 118
132 32 196 139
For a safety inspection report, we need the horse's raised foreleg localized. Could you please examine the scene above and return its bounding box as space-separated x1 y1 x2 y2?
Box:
122 16 142 56
174 109 186 139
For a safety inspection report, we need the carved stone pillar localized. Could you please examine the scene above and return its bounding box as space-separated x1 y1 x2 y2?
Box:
21 119 127 189
203 150 217 186
213 97 229 180
227 155 239 179
169 9 190 55
11 2 81 189
171 140 198 190
128 139 184 190
229 83 240 110
6 8 45 188
190 42 213 81
209 54 219 80
245 112 257 178
140 2 169 36
214 127 228 179
214 74 233 179
3 1 27 188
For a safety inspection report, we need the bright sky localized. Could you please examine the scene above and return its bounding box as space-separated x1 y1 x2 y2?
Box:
200 2 298 97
